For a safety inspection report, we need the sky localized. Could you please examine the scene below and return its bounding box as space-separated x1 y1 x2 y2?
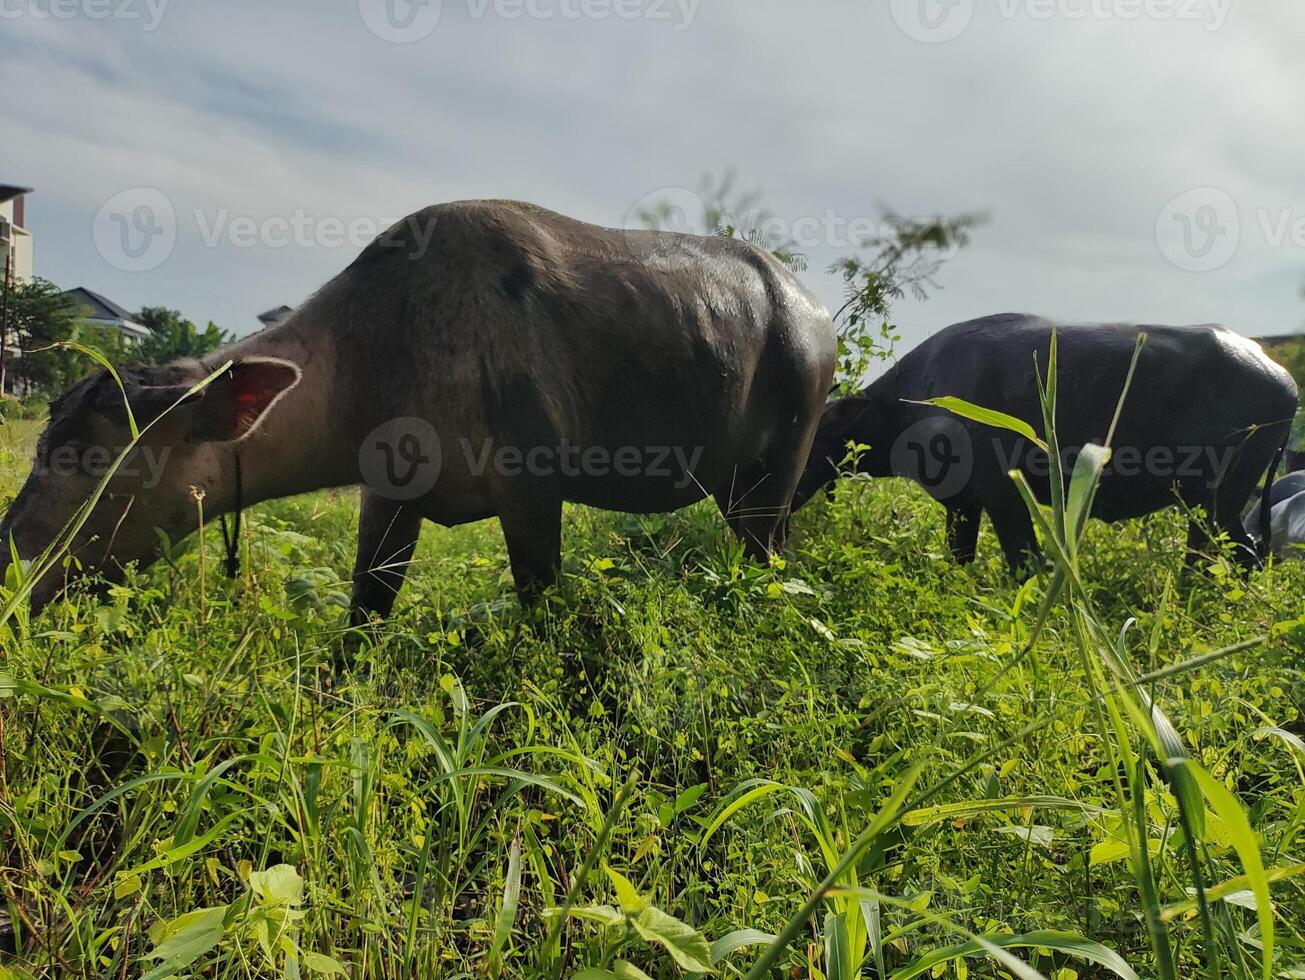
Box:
3 0 1304 353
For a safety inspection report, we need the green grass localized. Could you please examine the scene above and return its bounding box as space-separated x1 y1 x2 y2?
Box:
1 413 1304 979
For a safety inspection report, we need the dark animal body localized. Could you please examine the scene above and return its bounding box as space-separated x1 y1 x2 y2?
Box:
341 202 836 620
792 313 1298 573
0 201 837 618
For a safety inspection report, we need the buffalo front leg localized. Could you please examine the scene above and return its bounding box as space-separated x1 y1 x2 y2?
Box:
981 484 1040 578
495 488 564 604
944 499 982 565
349 488 424 627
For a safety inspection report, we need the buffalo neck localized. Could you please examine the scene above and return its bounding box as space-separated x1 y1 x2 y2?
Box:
203 318 352 513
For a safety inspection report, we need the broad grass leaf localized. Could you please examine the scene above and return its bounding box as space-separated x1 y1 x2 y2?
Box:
890 930 1137 980
824 911 851 980
902 796 1103 828
1191 763 1274 980
911 396 1047 451
1065 443 1110 544
1161 865 1305 922
710 929 778 964
489 834 523 971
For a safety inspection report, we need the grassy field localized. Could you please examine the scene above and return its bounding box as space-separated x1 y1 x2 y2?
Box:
1 413 1304 979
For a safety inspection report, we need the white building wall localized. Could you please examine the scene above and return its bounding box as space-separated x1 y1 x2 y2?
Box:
0 199 34 283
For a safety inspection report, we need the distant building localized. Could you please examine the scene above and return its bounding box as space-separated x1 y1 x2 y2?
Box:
258 305 295 330
0 183 34 284
62 287 152 349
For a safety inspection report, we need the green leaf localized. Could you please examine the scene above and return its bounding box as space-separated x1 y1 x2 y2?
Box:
890 930 1137 980
1191 764 1274 980
710 929 778 964
1065 443 1110 544
118 812 244 878
114 874 142 900
303 950 349 975
902 796 1104 827
249 864 305 909
142 906 228 980
1161 865 1305 922
910 396 1047 452
1090 839 1133 866
631 905 713 973
563 905 625 927
489 834 523 971
824 911 851 980
605 865 649 916
574 963 654 980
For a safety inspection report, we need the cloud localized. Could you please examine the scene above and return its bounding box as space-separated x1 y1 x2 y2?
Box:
2 0 1302 346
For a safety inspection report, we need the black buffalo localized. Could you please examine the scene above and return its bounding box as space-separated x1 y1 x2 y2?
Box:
792 314 1298 573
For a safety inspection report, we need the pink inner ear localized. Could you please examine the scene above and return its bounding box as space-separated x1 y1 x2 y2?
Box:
213 360 300 441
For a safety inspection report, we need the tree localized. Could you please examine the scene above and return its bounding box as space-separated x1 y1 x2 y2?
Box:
829 211 983 391
134 307 232 364
5 277 93 395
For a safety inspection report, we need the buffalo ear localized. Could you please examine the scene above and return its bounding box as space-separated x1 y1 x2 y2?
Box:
189 357 302 443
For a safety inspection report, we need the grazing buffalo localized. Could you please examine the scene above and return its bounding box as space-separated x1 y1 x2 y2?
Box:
792 313 1298 574
1261 491 1305 559
1244 471 1305 558
0 200 836 618
1267 470 1305 509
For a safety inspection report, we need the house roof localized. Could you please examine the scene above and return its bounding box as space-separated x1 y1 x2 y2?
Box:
62 287 151 338
0 185 33 204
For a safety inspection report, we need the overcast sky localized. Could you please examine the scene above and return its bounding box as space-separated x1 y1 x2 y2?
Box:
3 0 1303 352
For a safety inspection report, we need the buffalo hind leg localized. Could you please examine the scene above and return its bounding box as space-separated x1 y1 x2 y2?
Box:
945 499 982 565
716 432 813 561
496 487 564 604
714 462 775 560
349 489 424 628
